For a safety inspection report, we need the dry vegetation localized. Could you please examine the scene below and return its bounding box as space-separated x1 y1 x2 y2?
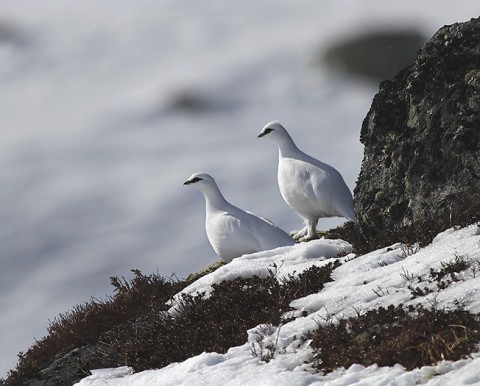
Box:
309 304 480 372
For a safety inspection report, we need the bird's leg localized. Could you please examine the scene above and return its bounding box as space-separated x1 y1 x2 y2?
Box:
298 219 319 242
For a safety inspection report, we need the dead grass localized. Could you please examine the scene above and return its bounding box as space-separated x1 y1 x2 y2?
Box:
309 304 480 373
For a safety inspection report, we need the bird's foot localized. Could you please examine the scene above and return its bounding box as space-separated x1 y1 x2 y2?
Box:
290 227 308 241
291 227 320 242
297 233 320 242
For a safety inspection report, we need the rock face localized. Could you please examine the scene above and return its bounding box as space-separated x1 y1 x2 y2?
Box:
354 18 480 244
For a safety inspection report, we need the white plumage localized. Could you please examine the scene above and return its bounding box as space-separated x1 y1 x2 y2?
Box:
258 121 354 241
184 172 295 262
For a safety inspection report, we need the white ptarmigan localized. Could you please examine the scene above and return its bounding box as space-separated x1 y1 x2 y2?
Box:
258 121 354 241
184 172 295 262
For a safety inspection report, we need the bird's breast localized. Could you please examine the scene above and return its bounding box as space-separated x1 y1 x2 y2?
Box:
277 157 339 218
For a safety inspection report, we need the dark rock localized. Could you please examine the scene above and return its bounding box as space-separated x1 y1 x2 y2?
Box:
354 17 480 246
7 342 115 386
23 348 90 386
321 28 427 82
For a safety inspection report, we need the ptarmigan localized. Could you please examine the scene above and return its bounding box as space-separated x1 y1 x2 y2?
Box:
184 172 294 262
258 121 354 241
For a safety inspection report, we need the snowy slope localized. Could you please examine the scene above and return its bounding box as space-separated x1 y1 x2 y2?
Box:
75 224 480 385
2 0 480 378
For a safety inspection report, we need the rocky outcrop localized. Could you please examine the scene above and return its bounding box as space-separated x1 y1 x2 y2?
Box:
354 18 480 245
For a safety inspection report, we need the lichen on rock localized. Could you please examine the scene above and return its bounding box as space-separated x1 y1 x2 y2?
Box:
354 17 480 245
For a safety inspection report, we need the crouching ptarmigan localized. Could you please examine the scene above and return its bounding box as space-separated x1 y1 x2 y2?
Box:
258 121 354 241
184 172 295 262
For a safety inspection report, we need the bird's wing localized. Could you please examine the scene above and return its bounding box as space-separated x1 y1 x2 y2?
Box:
243 210 295 249
307 161 354 219
245 210 275 226
207 209 261 259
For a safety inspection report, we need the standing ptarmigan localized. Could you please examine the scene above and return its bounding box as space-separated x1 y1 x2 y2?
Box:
258 121 354 241
184 172 295 262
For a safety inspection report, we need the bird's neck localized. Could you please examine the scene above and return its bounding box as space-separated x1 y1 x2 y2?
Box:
203 185 230 211
277 134 301 159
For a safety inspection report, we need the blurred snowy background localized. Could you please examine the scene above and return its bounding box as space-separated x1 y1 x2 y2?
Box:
1 0 478 377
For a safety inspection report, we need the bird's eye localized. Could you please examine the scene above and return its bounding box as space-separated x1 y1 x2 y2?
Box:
190 177 202 183
264 128 274 134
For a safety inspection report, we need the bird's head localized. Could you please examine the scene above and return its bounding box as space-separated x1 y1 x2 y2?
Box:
257 121 289 142
183 172 217 192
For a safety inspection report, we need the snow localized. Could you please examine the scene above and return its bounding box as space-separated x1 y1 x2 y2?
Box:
174 238 350 302
76 356 480 386
2 0 480 379
75 224 480 385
